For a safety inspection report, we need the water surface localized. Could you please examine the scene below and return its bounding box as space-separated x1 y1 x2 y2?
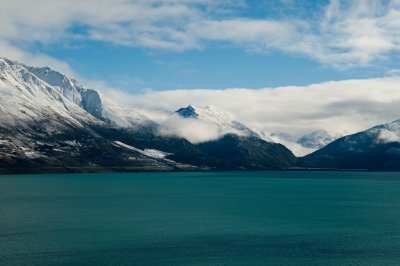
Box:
1 171 400 265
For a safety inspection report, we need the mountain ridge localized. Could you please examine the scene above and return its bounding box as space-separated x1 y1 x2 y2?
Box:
3 56 400 172
0 57 297 173
300 119 400 170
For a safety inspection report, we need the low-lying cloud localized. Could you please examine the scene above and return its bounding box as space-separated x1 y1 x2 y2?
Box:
102 77 400 140
158 114 221 143
376 129 400 143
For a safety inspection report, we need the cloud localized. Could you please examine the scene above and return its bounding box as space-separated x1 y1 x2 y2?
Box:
269 135 314 157
188 18 303 51
299 0 400 67
376 129 400 143
102 77 400 139
386 69 400 77
2 0 400 67
158 114 221 143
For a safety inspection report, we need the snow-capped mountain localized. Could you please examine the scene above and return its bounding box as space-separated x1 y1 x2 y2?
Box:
170 105 260 141
297 130 340 150
24 60 154 129
27 65 105 121
301 119 400 170
0 57 154 131
0 57 186 171
0 57 99 130
171 105 339 157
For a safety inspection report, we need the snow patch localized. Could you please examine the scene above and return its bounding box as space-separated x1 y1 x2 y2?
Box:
113 141 172 159
143 149 171 159
24 151 42 159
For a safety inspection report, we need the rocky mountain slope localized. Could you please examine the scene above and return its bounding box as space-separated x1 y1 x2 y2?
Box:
300 120 400 170
0 57 193 172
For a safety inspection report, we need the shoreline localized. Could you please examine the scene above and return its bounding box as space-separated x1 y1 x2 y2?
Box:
2 167 395 175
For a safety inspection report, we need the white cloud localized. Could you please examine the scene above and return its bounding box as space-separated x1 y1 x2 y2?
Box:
386 69 400 77
158 114 221 143
102 77 400 139
299 0 400 67
2 0 400 67
188 18 302 50
269 135 314 157
376 129 400 143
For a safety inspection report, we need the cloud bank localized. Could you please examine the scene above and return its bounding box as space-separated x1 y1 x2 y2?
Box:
102 77 400 139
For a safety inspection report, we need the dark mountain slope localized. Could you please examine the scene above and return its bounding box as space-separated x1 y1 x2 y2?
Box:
300 121 400 170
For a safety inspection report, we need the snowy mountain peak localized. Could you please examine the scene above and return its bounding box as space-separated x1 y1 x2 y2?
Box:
0 56 16 67
27 65 81 93
176 105 235 122
173 104 260 140
26 64 102 116
0 57 154 130
0 57 101 130
176 105 199 118
0 57 25 76
0 58 106 122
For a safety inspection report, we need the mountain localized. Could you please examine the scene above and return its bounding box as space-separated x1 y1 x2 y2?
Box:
0 57 193 172
297 130 340 150
0 57 154 129
0 57 98 130
0 57 297 173
167 134 296 170
174 105 259 138
163 105 296 169
26 63 155 129
250 130 340 157
300 120 400 170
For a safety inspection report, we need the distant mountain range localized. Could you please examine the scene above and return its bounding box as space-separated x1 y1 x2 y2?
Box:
0 57 294 173
0 57 399 173
170 105 340 156
300 120 400 170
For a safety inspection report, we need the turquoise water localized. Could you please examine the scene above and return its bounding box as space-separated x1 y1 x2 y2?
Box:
1 171 400 265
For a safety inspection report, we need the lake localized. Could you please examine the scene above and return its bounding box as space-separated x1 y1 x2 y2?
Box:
1 171 400 265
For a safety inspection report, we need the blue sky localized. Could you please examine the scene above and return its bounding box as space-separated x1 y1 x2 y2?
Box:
36 39 386 91
1 0 400 92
